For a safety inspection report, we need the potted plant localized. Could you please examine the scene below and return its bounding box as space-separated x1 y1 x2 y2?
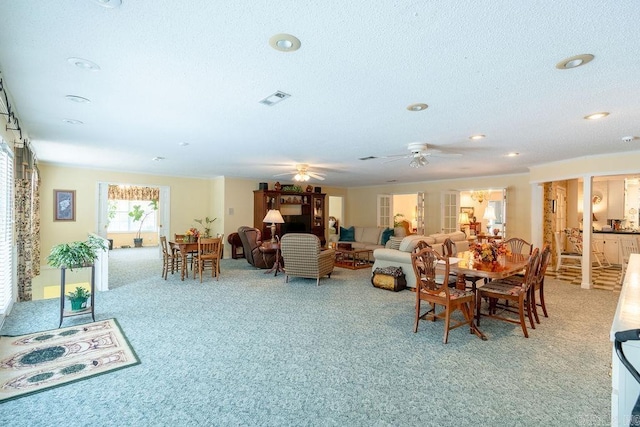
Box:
194 216 217 238
47 235 108 271
66 286 91 311
129 199 158 247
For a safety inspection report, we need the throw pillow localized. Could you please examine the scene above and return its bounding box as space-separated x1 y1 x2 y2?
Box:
380 227 394 245
340 226 355 242
388 236 403 250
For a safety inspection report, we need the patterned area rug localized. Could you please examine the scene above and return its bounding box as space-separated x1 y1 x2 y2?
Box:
0 318 139 403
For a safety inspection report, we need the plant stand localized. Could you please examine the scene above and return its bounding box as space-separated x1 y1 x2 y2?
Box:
59 264 95 328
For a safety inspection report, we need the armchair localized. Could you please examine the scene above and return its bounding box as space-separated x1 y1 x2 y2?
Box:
280 233 335 286
237 226 275 269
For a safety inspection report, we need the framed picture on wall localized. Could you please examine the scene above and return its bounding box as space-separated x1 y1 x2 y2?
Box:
54 190 76 221
460 206 474 218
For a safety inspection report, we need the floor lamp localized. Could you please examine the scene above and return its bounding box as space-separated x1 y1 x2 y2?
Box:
263 209 284 243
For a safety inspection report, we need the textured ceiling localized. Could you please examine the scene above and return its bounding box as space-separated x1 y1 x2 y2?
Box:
0 1 638 186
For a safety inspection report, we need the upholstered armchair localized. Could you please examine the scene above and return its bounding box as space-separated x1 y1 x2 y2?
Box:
237 226 275 269
280 233 335 285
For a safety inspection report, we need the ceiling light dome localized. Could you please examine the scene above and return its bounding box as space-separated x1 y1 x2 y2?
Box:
556 54 594 70
269 34 301 52
406 103 428 112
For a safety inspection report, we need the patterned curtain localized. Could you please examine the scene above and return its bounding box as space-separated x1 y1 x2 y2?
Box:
15 143 40 302
108 185 159 201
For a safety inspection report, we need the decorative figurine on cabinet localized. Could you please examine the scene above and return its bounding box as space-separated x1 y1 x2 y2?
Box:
306 185 313 192
274 181 281 191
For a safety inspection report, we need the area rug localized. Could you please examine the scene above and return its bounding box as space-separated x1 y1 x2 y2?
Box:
0 318 139 403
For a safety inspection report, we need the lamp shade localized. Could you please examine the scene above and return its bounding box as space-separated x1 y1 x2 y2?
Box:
263 209 284 224
483 206 496 221
458 212 470 225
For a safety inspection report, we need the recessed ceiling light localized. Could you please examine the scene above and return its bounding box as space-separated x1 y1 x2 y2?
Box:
67 57 101 71
622 136 637 143
269 34 301 52
152 156 165 161
91 0 122 8
469 134 486 140
62 118 84 125
506 152 519 157
556 54 594 70
65 95 91 104
406 103 428 111
178 142 189 147
584 112 609 120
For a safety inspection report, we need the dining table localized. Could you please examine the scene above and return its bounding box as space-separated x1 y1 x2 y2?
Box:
448 250 530 340
169 239 199 280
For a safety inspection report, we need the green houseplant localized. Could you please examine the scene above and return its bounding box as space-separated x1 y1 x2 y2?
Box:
129 199 158 247
66 286 91 311
47 235 107 271
194 216 217 238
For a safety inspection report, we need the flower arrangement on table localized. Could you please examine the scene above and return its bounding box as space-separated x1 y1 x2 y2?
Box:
185 227 200 242
470 241 511 264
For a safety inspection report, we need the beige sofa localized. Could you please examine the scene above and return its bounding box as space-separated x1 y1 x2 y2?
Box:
330 226 387 252
372 231 469 288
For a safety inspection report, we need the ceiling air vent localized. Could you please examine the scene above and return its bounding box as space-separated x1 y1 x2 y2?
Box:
259 91 291 106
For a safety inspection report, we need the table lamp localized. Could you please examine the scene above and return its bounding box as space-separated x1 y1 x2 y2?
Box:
483 206 496 234
458 212 470 234
263 209 285 243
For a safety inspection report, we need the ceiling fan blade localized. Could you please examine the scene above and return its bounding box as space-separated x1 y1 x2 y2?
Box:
272 171 297 177
426 152 462 158
382 157 406 164
307 172 325 180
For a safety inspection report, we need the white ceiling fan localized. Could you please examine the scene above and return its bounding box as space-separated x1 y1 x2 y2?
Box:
273 164 326 181
379 142 461 168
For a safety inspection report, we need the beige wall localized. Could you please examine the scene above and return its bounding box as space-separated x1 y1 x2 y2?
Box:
343 174 532 241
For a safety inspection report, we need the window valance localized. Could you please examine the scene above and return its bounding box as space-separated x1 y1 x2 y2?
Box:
108 185 159 201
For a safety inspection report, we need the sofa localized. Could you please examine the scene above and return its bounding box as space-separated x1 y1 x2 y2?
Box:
372 231 470 288
329 226 390 253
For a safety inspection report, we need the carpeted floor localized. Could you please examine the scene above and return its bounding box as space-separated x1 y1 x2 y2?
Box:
0 248 618 426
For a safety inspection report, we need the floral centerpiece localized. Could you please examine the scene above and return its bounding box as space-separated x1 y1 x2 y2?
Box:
470 241 510 264
185 227 200 242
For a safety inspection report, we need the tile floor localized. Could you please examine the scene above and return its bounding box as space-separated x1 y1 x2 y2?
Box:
546 261 623 292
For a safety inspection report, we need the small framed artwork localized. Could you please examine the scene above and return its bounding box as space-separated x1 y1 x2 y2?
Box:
54 190 76 221
460 206 474 218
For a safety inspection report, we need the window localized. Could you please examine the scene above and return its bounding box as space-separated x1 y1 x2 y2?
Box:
107 200 157 233
0 140 14 317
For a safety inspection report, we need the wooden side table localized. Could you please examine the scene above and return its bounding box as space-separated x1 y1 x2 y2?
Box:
260 242 284 276
59 265 95 327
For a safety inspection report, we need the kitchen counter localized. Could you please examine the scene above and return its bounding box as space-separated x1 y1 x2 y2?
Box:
594 230 640 235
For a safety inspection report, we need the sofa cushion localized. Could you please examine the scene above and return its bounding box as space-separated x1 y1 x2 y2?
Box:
399 235 436 252
340 226 355 242
357 226 383 244
388 236 403 250
380 227 394 245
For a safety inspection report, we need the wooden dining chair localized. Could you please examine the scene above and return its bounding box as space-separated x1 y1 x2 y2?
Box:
531 244 552 323
193 237 223 282
411 246 475 344
160 236 181 280
476 247 540 338
504 237 533 255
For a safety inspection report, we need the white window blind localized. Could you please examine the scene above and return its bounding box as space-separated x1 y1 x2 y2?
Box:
0 140 14 316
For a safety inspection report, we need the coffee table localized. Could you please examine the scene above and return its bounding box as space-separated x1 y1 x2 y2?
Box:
335 248 373 270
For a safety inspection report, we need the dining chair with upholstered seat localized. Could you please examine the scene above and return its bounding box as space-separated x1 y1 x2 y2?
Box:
160 235 181 280
411 246 476 344
476 247 540 338
193 237 223 282
531 243 552 323
504 237 533 255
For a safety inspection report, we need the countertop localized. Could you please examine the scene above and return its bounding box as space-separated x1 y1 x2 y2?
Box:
593 230 640 235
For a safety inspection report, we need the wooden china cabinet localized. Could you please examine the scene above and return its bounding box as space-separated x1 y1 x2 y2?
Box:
253 189 326 245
